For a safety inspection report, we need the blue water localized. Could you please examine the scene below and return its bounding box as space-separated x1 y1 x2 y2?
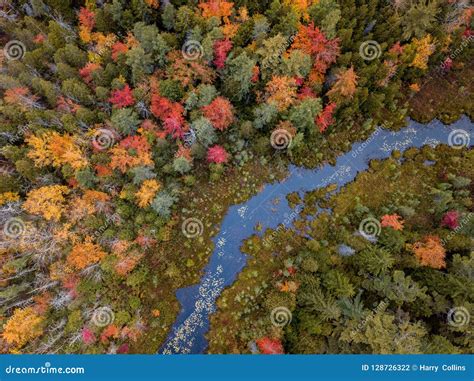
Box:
160 117 473 354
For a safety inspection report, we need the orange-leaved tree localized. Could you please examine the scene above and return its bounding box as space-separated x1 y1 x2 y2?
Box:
381 214 404 231
265 76 298 112
67 237 107 270
327 66 358 103
202 96 234 131
411 235 446 269
410 34 435 70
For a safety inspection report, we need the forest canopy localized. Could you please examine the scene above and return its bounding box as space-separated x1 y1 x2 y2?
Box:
0 0 472 354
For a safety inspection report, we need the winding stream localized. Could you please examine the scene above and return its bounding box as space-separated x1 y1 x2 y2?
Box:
160 116 473 354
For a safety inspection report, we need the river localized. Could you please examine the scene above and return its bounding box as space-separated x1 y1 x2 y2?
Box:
159 116 473 354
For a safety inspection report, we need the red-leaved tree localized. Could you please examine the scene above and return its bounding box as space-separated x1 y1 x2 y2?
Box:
207 145 229 164
109 85 135 108
213 38 233 69
256 337 284 354
316 102 337 133
202 97 234 131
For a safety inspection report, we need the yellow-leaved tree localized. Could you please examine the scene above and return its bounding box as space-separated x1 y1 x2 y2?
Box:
135 179 161 208
26 132 88 170
23 185 69 221
410 34 435 70
2 307 44 350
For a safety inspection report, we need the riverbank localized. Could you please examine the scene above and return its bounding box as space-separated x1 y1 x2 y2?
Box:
207 138 473 353
131 159 288 352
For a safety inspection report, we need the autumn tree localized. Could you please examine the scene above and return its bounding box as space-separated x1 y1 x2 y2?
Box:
411 235 446 269
110 136 153 173
207 145 229 164
410 35 435 70
264 76 298 112
23 185 70 221
381 214 404 231
67 237 107 270
135 179 161 208
316 102 337 133
2 307 44 349
27 132 88 171
327 66 358 104
290 22 340 84
109 84 135 108
256 337 284 354
202 97 234 131
213 38 233 69
441 211 459 230
199 0 234 22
